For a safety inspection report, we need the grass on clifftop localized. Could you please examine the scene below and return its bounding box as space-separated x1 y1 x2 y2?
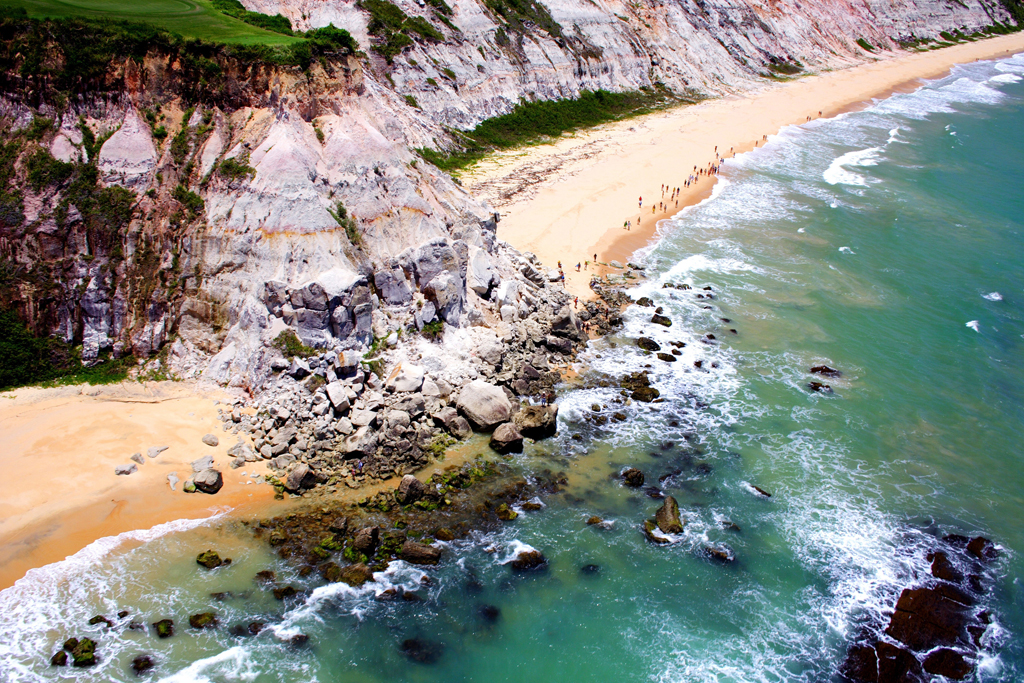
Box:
417 86 697 172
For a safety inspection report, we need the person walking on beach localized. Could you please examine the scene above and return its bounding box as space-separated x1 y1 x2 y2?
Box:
638 196 643 209
584 260 589 270
574 296 579 309
576 262 581 272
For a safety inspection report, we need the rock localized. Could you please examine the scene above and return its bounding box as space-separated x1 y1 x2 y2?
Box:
807 381 832 393
189 612 217 629
423 270 463 325
147 446 169 459
636 337 660 351
50 651 67 666
397 475 426 503
88 614 112 627
340 426 377 456
287 358 311 379
810 365 841 378
269 454 296 470
400 541 443 565
131 655 154 675
202 434 219 447
352 526 379 556
622 468 644 487
656 353 677 362
631 387 660 402
349 409 377 427
544 335 572 354
703 544 735 563
390 364 425 392
651 314 672 327
339 563 374 587
496 503 518 521
401 637 444 664
115 463 137 476
284 463 317 492
586 516 603 525
885 585 973 650
929 551 964 583
967 536 997 561
193 469 223 494
70 638 97 667
875 642 924 682
923 648 972 680
152 619 174 638
325 381 351 412
550 306 585 341
510 549 547 572
182 479 197 493
130 452 145 465
196 550 224 569
319 562 343 582
456 380 512 430
433 406 473 439
655 496 684 534
635 297 654 307
490 423 524 454
191 455 214 472
580 564 600 575
254 570 277 585
479 604 501 623
514 404 558 439
62 637 78 652
751 485 772 497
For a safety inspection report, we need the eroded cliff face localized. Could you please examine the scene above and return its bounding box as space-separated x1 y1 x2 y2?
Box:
244 0 1012 130
0 0 1015 391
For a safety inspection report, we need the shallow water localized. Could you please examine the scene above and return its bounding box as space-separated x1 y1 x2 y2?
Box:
2 55 1024 683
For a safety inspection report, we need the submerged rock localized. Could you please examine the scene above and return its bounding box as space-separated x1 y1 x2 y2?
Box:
189 612 217 629
510 549 547 572
196 550 225 569
152 619 174 638
131 654 155 674
401 638 444 664
622 468 644 487
810 365 842 378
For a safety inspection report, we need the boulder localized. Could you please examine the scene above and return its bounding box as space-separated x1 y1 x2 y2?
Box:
147 446 169 459
490 423 524 454
196 550 224 569
352 526 379 556
390 364 425 393
637 337 660 352
657 353 677 362
466 245 499 296
545 335 572 354
423 270 463 326
202 434 219 447
514 405 558 439
456 380 511 430
374 263 413 304
622 468 644 487
636 297 654 307
651 314 672 327
287 358 311 379
130 453 144 465
191 455 214 472
339 563 374 587
550 306 585 341
399 541 443 565
340 426 377 457
433 406 472 439
510 549 547 572
808 381 832 393
923 648 972 680
967 536 997 561
131 655 154 675
885 584 974 650
284 463 317 492
189 612 217 629
50 651 67 666
810 365 842 378
193 468 223 494
152 619 174 638
397 475 426 504
70 638 96 667
115 463 137 476
325 382 351 412
655 496 684 534
631 387 660 402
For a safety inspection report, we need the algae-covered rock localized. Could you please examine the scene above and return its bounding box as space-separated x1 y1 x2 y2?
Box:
131 654 155 674
339 563 374 586
70 638 97 667
152 619 174 638
400 541 443 565
509 549 547 572
196 550 224 569
50 651 67 666
496 503 518 521
655 496 684 534
189 612 217 629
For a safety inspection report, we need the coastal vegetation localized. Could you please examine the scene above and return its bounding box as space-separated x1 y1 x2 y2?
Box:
417 86 696 172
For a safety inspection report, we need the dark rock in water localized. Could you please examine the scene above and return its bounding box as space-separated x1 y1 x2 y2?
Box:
810 365 842 378
152 619 174 638
117 610 129 619
612 412 627 422
196 550 224 569
131 654 154 674
401 638 444 664
929 551 964 583
967 536 997 561
319 562 342 583
193 468 223 494
434 527 456 541
703 544 735 563
655 496 684 534
643 519 670 544
631 387 660 402
885 584 974 650
289 634 310 647
88 614 112 627
876 641 923 682
636 297 654 307
210 592 231 601
248 622 266 636
651 314 672 327
705 333 716 340
479 604 501 623
580 564 600 575
510 549 547 572
328 517 349 535
841 644 877 682
721 520 741 532
644 486 665 499
923 648 972 680
70 638 97 667
397 474 426 504
189 612 217 629
128 621 145 632
807 381 832 393
622 468 644 487
339 563 374 587
693 360 703 369
586 516 603 525
490 423 524 454
254 570 276 586
495 503 518 521
751 485 772 498
657 352 677 362
637 337 661 352
521 502 543 511
943 533 971 548
515 405 559 439
50 651 67 666
273 585 299 600
62 638 79 652
352 526 379 556
400 541 443 565
402 592 424 602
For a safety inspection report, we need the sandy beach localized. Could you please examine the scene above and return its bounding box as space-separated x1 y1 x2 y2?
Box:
0 381 278 590
464 32 1024 300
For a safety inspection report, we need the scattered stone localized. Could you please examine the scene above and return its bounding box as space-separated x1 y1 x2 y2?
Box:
50 651 67 666
586 516 603 525
191 455 214 472
284 463 316 492
635 297 653 307
807 381 832 393
631 387 660 402
182 479 197 493
152 620 174 638
495 503 518 521
193 468 223 494
254 570 277 586
272 585 298 600
130 453 145 465
651 314 672 327
196 550 224 569
397 475 426 504
115 463 138 476
923 648 972 679
390 364 425 392
810 365 842 378
148 446 169 459
656 353 677 362
655 496 684 534
202 434 219 447
131 655 155 675
703 544 735 563
189 612 217 629
622 468 644 487
88 615 112 627
750 485 772 498
167 473 179 492
400 541 443 565
490 423 524 454
352 526 379 556
637 337 661 351
339 563 374 587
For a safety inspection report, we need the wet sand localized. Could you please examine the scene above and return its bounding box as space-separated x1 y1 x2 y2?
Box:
463 32 1024 300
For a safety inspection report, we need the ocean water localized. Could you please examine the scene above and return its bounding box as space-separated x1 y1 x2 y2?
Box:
2 54 1024 682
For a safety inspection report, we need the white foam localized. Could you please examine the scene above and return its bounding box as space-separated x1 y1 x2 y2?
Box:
983 292 1003 301
496 540 539 565
838 246 855 255
966 320 980 332
823 146 881 186
989 73 1022 84
157 646 256 683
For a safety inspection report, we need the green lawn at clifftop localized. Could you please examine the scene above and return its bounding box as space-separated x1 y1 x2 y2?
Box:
1 0 301 45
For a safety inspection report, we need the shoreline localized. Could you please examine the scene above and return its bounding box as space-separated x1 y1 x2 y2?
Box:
466 32 1024 300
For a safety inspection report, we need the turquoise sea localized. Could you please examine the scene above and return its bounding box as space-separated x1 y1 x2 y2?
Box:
2 53 1023 682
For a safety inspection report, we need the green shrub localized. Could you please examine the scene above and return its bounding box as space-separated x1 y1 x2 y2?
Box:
328 201 361 245
359 0 442 62
768 61 802 76
441 67 456 80
421 319 443 340
172 184 204 218
152 125 168 140
426 77 438 87
25 149 74 192
218 155 256 180
404 94 420 108
273 329 317 358
856 38 875 51
484 0 563 41
170 127 190 164
24 115 52 141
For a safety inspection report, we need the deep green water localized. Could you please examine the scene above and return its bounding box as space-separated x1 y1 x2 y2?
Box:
2 54 1023 683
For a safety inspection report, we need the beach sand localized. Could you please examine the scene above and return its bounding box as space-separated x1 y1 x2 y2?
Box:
0 381 278 590
464 33 1024 300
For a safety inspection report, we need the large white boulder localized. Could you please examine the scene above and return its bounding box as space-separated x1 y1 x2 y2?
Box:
456 380 511 430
